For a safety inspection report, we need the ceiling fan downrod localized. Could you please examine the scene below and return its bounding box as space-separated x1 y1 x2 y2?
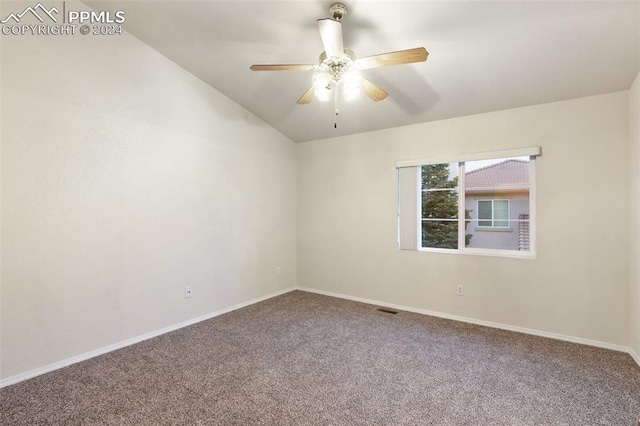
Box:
329 3 346 21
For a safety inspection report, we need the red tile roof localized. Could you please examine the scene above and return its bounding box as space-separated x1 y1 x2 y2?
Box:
465 159 529 193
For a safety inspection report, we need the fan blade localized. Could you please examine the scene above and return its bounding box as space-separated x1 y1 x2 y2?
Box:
317 18 343 58
250 64 315 71
360 79 388 102
297 87 315 104
357 47 428 70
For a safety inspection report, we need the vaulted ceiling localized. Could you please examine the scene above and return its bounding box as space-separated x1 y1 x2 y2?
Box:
84 1 640 143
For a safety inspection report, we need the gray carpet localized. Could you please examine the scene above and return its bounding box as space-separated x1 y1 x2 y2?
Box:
1 290 639 425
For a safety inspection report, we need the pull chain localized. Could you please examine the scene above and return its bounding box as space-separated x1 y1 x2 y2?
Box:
334 83 339 129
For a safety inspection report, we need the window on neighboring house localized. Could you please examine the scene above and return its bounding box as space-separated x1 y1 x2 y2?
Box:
477 199 509 228
397 147 540 257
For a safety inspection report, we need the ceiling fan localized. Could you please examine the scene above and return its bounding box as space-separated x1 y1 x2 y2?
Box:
250 2 428 108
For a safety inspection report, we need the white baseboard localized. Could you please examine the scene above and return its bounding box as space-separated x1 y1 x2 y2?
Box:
3 285 637 389
0 286 297 389
630 348 640 368
297 287 636 358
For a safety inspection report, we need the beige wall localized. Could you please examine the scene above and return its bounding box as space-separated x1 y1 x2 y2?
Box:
298 92 630 346
630 72 640 359
0 3 297 380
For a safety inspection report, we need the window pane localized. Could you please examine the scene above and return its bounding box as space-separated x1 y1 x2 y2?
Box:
494 200 509 227
421 163 459 250
422 163 457 190
478 200 492 220
465 156 531 251
422 220 458 249
494 200 508 218
422 189 458 220
468 223 510 249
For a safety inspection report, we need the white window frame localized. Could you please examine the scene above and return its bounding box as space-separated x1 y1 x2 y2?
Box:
397 147 539 259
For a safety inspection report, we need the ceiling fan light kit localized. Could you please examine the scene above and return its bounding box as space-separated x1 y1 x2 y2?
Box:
314 49 361 102
250 2 428 125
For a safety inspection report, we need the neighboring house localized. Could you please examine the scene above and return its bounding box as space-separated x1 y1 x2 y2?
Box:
465 160 530 251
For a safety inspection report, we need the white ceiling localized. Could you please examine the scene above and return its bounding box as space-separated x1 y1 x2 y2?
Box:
84 1 640 143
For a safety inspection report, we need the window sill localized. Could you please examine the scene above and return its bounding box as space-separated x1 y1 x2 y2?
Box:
417 247 536 259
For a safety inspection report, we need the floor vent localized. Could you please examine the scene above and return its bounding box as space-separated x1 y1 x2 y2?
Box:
377 308 398 315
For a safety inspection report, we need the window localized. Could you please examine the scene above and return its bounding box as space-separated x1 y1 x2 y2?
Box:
477 200 509 228
397 147 540 257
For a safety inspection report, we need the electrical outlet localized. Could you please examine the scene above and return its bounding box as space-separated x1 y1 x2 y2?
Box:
184 286 193 299
276 267 281 276
456 285 464 296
